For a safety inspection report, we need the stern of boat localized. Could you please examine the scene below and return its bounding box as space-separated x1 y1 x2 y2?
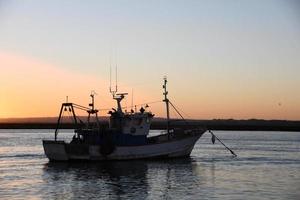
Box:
43 140 69 161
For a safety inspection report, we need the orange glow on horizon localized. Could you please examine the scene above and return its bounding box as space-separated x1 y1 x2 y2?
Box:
0 51 299 120
0 52 166 118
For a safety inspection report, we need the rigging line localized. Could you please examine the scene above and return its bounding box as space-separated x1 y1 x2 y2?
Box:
169 100 237 157
169 101 189 125
75 115 85 125
169 101 192 122
99 108 116 111
127 100 163 109
67 109 74 124
209 130 237 157
70 98 162 112
170 101 192 119
73 103 90 110
97 100 163 111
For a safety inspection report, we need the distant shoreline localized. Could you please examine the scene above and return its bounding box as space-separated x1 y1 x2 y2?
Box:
0 119 300 131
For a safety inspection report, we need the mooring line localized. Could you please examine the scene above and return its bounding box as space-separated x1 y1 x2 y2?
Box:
209 130 237 157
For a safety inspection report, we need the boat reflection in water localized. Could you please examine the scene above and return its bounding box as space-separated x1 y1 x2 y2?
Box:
42 158 208 199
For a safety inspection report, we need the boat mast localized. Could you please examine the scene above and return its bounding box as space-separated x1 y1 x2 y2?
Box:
87 91 100 128
113 93 127 113
163 77 170 137
109 62 127 114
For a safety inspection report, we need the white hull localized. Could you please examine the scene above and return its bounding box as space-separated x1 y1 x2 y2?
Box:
43 132 204 161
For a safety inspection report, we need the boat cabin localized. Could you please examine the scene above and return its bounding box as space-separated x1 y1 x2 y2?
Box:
108 92 154 135
60 92 154 147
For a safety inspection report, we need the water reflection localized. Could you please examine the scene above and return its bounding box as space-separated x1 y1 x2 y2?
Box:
42 158 204 199
3 130 299 199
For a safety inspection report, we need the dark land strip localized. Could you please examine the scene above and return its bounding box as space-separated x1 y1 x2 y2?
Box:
1 119 300 131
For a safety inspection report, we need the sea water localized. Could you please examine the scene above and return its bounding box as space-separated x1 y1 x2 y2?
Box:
0 129 299 200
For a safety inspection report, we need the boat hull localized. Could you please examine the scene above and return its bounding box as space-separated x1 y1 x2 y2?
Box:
43 131 205 161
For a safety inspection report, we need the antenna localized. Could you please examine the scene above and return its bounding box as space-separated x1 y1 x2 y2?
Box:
115 64 118 93
109 61 112 93
109 57 118 97
131 88 134 109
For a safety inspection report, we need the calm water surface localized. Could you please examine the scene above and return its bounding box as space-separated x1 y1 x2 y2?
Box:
0 129 299 200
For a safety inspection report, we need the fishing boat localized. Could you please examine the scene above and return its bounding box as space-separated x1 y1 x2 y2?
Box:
43 78 206 161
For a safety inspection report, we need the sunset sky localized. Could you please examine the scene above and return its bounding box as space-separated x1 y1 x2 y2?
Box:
0 0 300 120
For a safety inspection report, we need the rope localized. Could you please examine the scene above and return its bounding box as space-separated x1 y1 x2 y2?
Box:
169 101 188 123
126 100 162 109
209 130 237 157
66 100 163 112
68 110 75 124
97 100 163 111
170 100 237 157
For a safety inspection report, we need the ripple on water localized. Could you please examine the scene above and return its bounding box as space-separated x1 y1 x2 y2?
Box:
0 130 299 200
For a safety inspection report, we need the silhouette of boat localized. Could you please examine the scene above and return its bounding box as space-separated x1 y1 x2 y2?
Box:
43 78 206 161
